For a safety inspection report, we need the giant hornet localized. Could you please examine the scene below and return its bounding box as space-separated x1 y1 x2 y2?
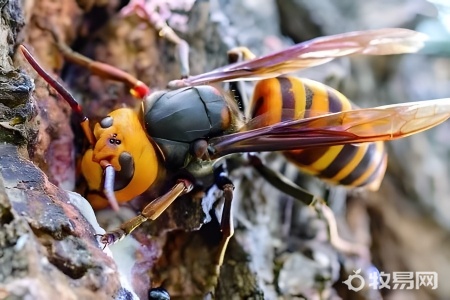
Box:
20 27 450 295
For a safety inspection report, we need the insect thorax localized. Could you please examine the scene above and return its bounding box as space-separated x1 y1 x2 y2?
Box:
142 86 230 170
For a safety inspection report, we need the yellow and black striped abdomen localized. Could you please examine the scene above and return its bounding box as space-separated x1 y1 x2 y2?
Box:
249 76 387 191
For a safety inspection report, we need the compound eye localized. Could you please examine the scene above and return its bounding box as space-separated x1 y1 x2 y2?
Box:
113 152 134 191
100 116 114 128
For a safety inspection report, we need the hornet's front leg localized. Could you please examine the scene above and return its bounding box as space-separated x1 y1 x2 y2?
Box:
99 179 193 245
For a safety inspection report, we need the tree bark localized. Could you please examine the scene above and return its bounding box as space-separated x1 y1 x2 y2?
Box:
1 0 449 299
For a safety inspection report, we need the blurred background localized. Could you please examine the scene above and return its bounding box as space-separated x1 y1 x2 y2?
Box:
3 0 450 299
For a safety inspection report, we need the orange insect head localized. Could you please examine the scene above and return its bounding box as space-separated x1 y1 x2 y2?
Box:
82 108 161 210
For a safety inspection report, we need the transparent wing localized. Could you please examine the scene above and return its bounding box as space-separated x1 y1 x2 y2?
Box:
209 98 450 158
168 28 427 88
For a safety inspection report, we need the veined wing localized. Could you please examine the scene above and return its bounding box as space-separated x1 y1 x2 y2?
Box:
168 28 427 88
209 98 450 158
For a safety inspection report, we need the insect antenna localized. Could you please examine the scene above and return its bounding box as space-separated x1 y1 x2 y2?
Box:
20 45 96 146
34 21 151 99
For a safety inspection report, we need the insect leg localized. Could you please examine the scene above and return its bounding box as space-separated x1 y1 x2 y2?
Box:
214 183 234 283
248 154 317 206
247 154 368 257
227 47 257 61
315 201 369 258
99 179 193 245
226 47 257 112
205 164 235 293
215 178 235 270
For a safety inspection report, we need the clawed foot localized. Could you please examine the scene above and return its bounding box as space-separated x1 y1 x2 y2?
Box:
95 229 126 249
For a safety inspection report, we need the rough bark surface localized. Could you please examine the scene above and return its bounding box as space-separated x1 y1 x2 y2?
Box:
1 0 449 300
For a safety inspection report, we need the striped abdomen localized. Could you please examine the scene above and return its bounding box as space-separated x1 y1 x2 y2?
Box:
249 76 387 190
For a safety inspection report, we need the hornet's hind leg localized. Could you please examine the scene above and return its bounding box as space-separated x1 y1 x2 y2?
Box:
247 154 368 258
